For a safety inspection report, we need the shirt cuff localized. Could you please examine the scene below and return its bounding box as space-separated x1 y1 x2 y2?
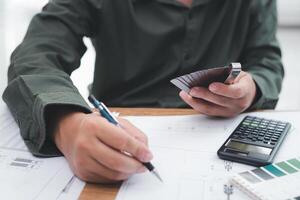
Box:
29 91 91 157
248 73 279 110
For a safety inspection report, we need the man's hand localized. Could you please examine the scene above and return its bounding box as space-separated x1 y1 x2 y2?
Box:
54 112 152 183
179 71 257 117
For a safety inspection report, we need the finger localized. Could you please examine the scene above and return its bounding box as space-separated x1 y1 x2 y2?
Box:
189 87 232 107
118 118 148 146
91 114 148 145
91 137 146 174
179 91 234 117
208 72 248 99
91 116 153 162
76 156 133 183
91 114 149 146
92 108 99 113
208 82 245 99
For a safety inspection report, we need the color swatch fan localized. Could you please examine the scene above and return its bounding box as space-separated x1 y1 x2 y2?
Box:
170 63 241 93
231 157 300 200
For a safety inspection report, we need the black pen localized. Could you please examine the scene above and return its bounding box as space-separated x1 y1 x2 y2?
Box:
88 95 163 182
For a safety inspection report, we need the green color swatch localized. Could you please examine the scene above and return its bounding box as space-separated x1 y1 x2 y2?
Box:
276 162 298 174
287 159 300 169
263 164 285 177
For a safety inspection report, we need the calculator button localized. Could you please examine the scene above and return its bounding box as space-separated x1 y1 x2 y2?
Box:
235 131 241 135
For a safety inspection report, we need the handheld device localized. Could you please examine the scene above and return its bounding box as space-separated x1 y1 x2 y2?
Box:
217 116 291 166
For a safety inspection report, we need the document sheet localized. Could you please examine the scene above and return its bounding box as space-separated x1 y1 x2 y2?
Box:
0 105 85 200
116 111 300 200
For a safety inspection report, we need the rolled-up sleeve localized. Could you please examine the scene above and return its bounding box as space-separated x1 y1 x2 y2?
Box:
2 0 99 156
241 0 284 110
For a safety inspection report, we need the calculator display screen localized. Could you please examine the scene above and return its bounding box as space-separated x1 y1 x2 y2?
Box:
225 140 272 156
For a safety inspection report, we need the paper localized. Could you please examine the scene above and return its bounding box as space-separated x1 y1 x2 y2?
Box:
57 177 86 200
116 112 300 200
0 107 27 151
0 105 85 200
124 114 241 152
117 147 251 200
0 148 72 200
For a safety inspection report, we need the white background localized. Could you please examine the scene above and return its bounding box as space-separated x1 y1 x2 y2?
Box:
0 0 300 109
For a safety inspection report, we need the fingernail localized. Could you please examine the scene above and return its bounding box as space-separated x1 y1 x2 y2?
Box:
142 151 153 162
179 91 187 97
209 84 217 91
189 89 196 96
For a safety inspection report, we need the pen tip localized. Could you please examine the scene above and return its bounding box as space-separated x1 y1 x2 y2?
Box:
152 169 163 183
88 95 95 102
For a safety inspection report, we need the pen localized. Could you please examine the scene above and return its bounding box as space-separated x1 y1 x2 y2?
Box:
88 95 163 182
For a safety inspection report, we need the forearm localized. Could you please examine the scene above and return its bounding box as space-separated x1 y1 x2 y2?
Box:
243 47 283 109
2 0 96 156
241 0 283 110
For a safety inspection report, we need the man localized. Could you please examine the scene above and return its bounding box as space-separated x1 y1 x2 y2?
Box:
3 0 283 183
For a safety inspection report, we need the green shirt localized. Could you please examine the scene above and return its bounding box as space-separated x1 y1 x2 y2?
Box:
2 0 283 156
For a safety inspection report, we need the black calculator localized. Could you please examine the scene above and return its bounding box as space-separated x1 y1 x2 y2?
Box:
217 115 291 166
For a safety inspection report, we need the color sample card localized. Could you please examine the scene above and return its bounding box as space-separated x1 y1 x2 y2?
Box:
170 63 241 94
287 158 300 169
263 164 286 177
252 168 273 181
231 157 300 200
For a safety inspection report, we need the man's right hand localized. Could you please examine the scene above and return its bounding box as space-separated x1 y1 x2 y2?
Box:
53 111 153 183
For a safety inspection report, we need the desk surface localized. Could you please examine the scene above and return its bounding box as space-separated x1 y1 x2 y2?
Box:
79 108 198 200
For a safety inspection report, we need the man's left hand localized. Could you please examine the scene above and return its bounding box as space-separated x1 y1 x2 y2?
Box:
179 71 257 117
